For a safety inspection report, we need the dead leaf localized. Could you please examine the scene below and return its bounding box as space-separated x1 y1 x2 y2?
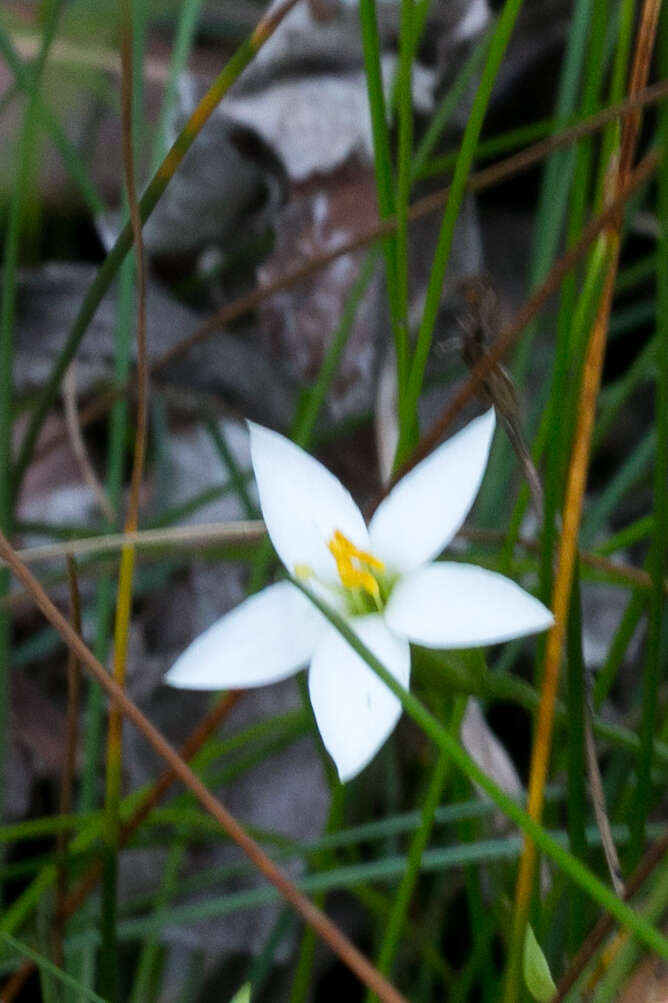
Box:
618 957 668 1003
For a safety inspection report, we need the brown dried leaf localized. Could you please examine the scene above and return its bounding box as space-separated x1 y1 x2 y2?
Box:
257 166 382 421
618 957 668 1003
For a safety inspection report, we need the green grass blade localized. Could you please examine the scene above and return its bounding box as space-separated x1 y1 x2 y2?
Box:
0 931 106 1003
398 0 525 465
594 587 647 710
581 431 655 548
367 697 466 1001
595 513 654 555
616 251 656 293
0 23 105 215
0 0 61 901
150 0 204 171
394 0 415 332
294 249 380 448
129 839 186 1002
206 419 257 519
514 0 594 378
595 335 657 446
92 822 667 944
565 570 587 950
630 11 668 863
288 786 345 1003
248 908 295 994
412 31 491 177
358 0 409 403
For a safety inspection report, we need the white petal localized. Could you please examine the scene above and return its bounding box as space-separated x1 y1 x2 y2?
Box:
308 615 410 782
369 409 496 573
248 422 369 582
385 563 554 648
165 582 323 690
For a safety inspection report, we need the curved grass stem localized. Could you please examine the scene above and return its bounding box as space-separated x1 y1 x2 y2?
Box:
365 696 467 1002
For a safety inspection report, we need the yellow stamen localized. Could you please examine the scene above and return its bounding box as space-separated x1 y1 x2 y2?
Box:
294 563 314 580
327 529 384 602
329 530 384 570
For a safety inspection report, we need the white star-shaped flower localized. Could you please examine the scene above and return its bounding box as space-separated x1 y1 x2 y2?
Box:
166 410 553 781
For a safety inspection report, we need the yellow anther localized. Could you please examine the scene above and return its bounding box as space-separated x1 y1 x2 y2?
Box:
327 530 384 603
339 565 381 602
328 530 384 570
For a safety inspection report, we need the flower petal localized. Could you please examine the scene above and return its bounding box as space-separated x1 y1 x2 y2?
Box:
165 581 323 690
249 422 369 582
368 409 496 573
308 615 410 782
385 562 554 648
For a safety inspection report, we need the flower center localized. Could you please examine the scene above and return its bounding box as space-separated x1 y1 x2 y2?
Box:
327 530 385 607
294 531 390 616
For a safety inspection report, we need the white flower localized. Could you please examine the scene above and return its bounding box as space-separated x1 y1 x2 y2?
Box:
166 410 553 782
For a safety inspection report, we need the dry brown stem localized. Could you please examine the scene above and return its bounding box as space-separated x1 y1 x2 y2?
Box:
62 363 115 523
0 529 408 1003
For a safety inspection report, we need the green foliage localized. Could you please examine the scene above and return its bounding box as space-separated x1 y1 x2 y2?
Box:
523 925 557 1002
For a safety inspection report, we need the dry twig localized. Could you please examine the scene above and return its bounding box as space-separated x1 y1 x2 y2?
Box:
551 826 668 1001
62 363 115 523
0 528 408 1003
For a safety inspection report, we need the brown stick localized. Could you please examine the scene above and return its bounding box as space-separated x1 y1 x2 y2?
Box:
0 529 408 1003
62 363 115 523
552 825 668 1001
1 520 265 567
0 960 32 1002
